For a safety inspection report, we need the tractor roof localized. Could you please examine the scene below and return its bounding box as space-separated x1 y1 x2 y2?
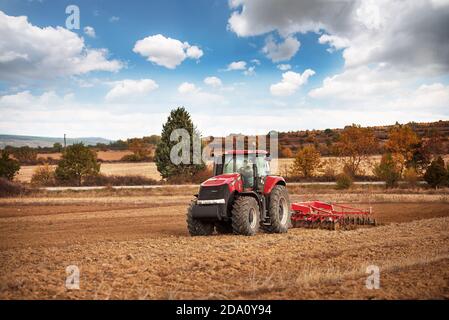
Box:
224 150 268 155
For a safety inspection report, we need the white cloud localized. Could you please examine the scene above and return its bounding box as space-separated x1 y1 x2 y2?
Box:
308 65 449 113
270 69 315 96
109 16 120 22
262 36 300 62
177 82 227 106
277 64 291 71
204 76 222 87
133 34 203 69
226 61 247 71
0 90 168 139
243 66 256 76
251 59 261 65
105 79 159 101
83 26 96 38
228 0 449 75
318 34 349 52
186 46 204 59
0 11 123 81
178 82 198 94
308 66 401 100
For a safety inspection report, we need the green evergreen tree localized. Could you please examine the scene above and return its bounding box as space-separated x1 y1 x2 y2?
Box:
155 107 204 180
424 156 447 188
55 143 100 186
0 150 20 180
374 153 401 188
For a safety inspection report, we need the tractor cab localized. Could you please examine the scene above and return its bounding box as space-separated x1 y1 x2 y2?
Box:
213 150 271 191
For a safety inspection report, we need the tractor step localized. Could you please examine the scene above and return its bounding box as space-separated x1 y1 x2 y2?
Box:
290 201 375 230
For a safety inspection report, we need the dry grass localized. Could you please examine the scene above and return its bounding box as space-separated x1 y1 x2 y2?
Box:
0 199 447 299
37 150 133 162
16 162 162 183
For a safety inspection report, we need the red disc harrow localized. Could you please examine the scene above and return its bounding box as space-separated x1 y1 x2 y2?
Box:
291 201 376 230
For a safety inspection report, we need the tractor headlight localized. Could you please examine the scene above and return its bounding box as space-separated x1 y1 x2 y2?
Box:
196 199 226 205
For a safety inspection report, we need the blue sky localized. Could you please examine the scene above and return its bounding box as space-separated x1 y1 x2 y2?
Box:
0 0 448 139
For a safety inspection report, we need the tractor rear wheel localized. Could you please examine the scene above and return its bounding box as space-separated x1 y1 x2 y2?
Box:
231 196 260 236
264 185 291 233
186 202 214 236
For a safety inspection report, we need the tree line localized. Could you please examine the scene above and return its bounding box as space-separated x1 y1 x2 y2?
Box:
1 108 448 188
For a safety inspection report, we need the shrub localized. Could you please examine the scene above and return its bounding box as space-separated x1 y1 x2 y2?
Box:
11 146 38 164
424 156 447 188
290 145 321 178
0 178 29 197
120 154 153 162
0 150 20 180
374 153 401 188
403 167 419 188
55 143 100 186
31 164 56 186
336 172 353 190
190 166 213 184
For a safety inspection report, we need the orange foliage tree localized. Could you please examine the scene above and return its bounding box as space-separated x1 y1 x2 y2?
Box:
290 145 321 178
336 124 379 176
385 125 420 173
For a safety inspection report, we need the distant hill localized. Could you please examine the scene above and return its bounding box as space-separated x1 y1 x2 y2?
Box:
278 120 449 156
0 134 112 148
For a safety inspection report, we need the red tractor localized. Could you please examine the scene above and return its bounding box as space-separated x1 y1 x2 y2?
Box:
187 150 291 236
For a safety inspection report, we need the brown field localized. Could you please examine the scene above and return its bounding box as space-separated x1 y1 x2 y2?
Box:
0 187 448 299
16 162 161 183
37 150 133 162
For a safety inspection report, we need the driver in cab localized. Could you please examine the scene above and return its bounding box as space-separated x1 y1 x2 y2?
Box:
238 159 254 189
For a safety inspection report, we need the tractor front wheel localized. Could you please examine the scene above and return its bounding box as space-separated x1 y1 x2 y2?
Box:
186 202 214 236
231 196 260 236
264 185 291 233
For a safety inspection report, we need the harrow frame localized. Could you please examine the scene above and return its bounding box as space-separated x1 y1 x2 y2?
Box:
290 201 375 230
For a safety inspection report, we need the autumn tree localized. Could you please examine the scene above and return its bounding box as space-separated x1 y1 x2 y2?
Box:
0 150 20 180
336 124 378 176
385 125 420 173
290 145 321 178
55 143 100 186
280 146 293 158
128 138 152 160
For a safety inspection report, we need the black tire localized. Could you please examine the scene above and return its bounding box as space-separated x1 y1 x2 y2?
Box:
231 196 260 236
215 221 233 234
264 185 291 233
186 202 214 236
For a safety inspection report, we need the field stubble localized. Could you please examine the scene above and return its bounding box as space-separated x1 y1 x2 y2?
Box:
0 187 448 299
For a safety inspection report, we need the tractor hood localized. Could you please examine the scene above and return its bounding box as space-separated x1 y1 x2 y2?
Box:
201 173 240 187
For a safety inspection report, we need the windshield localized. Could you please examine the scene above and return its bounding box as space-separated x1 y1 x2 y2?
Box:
222 154 269 176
